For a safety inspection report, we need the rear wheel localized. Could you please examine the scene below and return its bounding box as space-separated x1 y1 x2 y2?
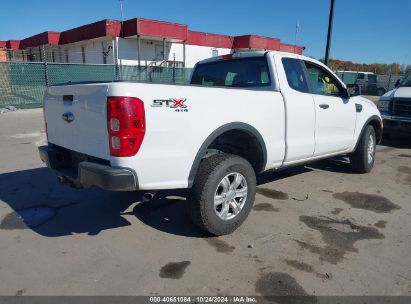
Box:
188 154 256 235
349 125 376 173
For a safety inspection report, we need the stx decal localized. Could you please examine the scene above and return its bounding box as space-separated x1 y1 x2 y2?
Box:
152 98 188 112
170 99 187 108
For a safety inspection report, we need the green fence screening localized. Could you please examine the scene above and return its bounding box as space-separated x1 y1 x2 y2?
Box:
0 62 192 109
47 64 117 85
119 65 192 84
0 62 47 108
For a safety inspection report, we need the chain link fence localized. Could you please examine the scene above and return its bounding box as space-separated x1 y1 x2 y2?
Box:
0 61 193 109
3 46 407 109
0 62 46 108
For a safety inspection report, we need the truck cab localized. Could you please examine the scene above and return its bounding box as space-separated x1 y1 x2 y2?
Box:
337 71 386 96
378 73 411 136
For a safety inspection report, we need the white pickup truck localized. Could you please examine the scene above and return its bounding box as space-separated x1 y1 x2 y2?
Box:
39 51 382 235
378 73 411 136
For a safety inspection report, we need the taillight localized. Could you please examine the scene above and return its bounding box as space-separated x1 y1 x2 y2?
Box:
107 97 145 157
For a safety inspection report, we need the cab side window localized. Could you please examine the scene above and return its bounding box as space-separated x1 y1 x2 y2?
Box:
304 62 341 96
282 58 309 93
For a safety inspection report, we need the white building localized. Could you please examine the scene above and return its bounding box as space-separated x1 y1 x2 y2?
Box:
17 18 304 68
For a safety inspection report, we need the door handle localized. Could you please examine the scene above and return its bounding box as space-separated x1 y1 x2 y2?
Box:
319 104 330 109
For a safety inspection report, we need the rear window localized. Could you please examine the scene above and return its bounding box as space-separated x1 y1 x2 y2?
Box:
190 57 271 88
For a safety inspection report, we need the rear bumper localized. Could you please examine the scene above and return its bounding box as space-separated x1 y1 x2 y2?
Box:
39 145 138 191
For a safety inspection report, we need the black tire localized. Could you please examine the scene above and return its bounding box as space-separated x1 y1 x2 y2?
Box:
188 154 256 235
349 125 376 173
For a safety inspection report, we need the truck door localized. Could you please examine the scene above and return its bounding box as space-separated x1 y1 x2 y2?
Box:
303 61 356 156
278 57 316 163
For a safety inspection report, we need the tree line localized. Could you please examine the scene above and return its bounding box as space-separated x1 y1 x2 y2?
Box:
326 59 411 75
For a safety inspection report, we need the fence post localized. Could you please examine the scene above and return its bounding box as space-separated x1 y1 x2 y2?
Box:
111 39 118 81
387 68 392 91
113 39 120 81
172 53 176 83
145 60 148 81
42 45 49 86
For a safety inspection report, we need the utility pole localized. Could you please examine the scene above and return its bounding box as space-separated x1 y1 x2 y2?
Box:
325 0 335 66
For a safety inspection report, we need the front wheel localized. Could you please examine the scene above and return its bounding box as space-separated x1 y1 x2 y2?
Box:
349 125 376 173
188 154 256 235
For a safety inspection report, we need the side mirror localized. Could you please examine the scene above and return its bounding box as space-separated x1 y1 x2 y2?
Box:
346 84 359 97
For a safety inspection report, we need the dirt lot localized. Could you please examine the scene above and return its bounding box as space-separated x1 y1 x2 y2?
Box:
0 108 410 297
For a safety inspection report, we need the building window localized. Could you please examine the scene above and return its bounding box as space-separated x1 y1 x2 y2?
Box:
212 49 218 57
81 46 86 64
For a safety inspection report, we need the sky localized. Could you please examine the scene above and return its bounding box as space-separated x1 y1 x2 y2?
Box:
1 0 410 65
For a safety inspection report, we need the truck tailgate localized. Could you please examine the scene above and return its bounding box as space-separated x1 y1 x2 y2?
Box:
44 83 110 160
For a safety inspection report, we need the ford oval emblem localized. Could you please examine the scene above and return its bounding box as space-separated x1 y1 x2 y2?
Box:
62 112 74 123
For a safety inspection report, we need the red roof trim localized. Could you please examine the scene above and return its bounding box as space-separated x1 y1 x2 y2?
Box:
122 18 138 37
20 31 60 49
0 40 6 48
60 19 121 45
6 17 303 54
123 18 187 41
6 40 21 50
233 35 281 51
280 43 303 55
186 31 233 48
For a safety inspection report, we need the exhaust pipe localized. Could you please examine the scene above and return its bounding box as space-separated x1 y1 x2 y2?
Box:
58 175 68 184
57 176 78 188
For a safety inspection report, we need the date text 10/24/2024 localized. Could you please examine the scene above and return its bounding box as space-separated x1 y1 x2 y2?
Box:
149 296 257 303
